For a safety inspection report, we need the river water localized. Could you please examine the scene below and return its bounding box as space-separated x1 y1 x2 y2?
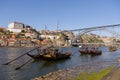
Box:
0 46 120 80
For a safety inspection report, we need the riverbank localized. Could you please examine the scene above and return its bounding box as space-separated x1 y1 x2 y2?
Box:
33 60 118 80
102 65 120 80
0 45 38 48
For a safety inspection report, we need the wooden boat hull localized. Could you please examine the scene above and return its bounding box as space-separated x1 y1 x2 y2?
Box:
90 50 102 55
26 53 43 60
79 50 90 54
26 52 72 61
79 50 102 55
109 47 117 52
42 52 71 60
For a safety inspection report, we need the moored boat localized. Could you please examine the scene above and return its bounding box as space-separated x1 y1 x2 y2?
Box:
79 47 102 55
79 47 90 54
79 50 90 54
26 52 72 61
90 50 102 55
26 46 72 61
109 46 117 52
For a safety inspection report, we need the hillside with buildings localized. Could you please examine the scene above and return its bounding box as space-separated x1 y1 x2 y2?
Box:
0 21 120 47
0 22 74 47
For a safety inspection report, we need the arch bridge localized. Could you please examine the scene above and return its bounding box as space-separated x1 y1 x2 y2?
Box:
68 24 120 36
62 24 120 46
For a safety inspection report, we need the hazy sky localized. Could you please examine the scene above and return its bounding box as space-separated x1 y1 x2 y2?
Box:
0 0 120 30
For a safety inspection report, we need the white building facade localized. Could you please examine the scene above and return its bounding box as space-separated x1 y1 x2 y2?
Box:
8 22 24 29
7 22 24 33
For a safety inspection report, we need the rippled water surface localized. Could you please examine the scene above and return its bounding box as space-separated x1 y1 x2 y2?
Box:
0 46 120 80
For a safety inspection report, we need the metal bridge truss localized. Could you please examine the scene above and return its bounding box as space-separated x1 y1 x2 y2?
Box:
67 24 120 39
62 24 120 45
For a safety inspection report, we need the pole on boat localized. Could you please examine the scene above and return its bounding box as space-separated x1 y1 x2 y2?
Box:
3 46 41 65
15 58 32 70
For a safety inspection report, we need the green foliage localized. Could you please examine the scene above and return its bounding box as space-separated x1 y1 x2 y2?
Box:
75 66 114 80
26 36 31 39
21 30 26 33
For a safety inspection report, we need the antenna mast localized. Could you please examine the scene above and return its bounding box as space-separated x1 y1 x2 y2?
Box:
45 25 47 39
57 20 59 35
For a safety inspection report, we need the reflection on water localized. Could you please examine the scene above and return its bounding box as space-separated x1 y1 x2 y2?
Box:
0 46 120 80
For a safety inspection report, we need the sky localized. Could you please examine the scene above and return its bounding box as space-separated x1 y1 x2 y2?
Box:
0 0 120 31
